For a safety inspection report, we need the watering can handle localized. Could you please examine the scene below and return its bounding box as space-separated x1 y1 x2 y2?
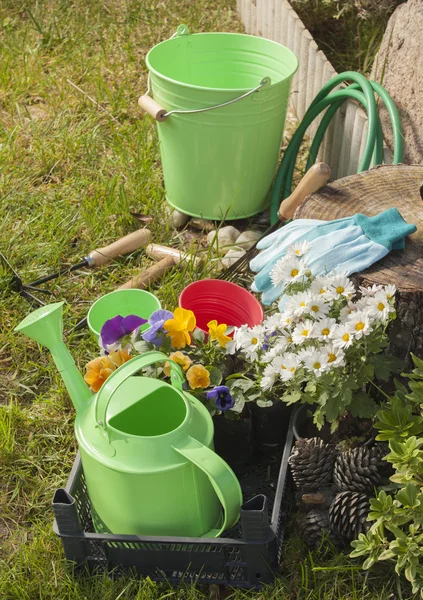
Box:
94 351 184 432
173 436 243 537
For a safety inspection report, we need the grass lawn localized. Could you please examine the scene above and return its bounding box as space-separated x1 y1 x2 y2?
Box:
0 1 407 598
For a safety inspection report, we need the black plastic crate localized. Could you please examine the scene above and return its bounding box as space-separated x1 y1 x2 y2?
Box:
52 416 294 589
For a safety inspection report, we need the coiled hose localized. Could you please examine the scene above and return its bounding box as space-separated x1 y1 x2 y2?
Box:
270 71 404 224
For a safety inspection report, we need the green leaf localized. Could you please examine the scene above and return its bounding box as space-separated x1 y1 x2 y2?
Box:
349 392 377 418
207 366 222 386
192 328 205 343
282 390 302 405
412 354 423 371
397 483 419 507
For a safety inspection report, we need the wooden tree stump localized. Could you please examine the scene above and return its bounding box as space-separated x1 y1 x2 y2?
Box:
294 164 423 361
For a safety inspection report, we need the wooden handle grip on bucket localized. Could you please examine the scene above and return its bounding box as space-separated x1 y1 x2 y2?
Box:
138 95 167 122
278 162 331 221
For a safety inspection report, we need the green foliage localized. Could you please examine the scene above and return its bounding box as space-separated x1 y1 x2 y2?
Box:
351 358 423 596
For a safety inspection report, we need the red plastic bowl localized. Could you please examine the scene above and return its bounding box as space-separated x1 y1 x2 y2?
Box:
179 279 264 334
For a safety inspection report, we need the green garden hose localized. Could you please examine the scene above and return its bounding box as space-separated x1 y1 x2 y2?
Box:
270 71 404 223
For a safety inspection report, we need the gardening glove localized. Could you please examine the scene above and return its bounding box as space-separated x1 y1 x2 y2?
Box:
251 208 417 306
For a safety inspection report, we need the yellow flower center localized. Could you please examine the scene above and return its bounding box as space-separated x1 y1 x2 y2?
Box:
290 367 296 372
328 353 336 363
342 333 350 342
387 293 392 299
355 322 365 331
281 364 286 370
301 329 309 337
300 301 306 307
321 328 330 336
378 302 385 311
320 288 325 294
287 336 293 343
311 305 319 313
313 362 321 369
251 337 258 344
291 268 299 277
295 250 301 255
286 317 291 324
336 286 345 294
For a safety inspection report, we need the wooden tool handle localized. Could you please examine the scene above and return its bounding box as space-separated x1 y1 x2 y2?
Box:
88 228 152 267
138 95 168 122
146 243 202 267
118 256 176 290
278 163 331 221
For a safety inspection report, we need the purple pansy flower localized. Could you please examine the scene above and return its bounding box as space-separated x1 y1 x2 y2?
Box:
100 314 147 348
206 385 235 411
142 309 174 346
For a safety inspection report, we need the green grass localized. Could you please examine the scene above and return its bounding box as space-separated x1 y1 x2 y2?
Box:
0 1 411 598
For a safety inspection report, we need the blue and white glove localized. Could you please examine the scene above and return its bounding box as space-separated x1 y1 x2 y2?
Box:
250 208 417 306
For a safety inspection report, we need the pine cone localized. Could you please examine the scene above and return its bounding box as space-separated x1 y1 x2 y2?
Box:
333 446 381 493
328 491 370 540
298 508 344 549
289 437 335 492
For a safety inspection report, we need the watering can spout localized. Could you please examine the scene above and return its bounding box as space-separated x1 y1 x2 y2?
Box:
14 302 91 413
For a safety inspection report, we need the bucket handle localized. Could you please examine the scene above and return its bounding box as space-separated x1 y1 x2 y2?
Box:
172 435 243 537
94 351 184 435
139 77 270 122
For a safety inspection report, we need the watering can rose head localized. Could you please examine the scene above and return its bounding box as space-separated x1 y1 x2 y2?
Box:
100 314 147 351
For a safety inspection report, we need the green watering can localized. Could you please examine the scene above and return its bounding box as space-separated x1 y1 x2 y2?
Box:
15 302 242 537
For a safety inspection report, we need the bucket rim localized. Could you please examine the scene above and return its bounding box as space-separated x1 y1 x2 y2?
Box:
145 31 298 94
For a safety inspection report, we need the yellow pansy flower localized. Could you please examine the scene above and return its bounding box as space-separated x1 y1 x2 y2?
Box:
163 351 192 376
164 307 196 349
186 364 210 389
84 356 116 392
207 319 231 348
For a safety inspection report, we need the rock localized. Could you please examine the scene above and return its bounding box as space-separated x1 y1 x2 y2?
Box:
220 246 246 268
207 225 241 255
235 230 261 250
189 217 215 232
165 205 190 229
371 0 423 163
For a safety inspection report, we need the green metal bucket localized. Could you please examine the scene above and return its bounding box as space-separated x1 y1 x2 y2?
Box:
141 26 298 220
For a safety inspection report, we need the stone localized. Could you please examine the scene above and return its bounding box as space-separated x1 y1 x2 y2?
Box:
220 246 246 268
235 230 261 250
165 205 190 229
189 217 215 231
371 0 423 163
207 225 241 255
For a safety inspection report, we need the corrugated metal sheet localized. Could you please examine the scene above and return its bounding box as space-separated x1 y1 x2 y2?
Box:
237 0 384 179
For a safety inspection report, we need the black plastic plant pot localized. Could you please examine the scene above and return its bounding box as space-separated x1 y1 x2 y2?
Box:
292 404 332 442
213 407 254 474
251 401 293 450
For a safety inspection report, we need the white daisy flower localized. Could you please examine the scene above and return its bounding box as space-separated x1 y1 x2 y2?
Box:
270 255 306 288
261 341 288 363
332 324 355 349
286 240 312 258
260 364 277 391
303 350 329 377
271 353 299 382
359 284 384 297
225 339 236 355
347 311 373 339
263 312 285 331
383 284 396 301
312 317 337 340
339 301 358 321
278 310 295 328
292 320 315 345
307 295 330 319
367 292 395 321
235 325 264 359
327 274 355 300
310 276 332 298
285 291 312 317
323 343 345 367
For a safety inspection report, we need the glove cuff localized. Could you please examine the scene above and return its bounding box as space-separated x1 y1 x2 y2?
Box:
355 208 417 250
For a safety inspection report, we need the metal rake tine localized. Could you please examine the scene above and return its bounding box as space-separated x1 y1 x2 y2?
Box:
23 284 54 295
20 289 46 307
